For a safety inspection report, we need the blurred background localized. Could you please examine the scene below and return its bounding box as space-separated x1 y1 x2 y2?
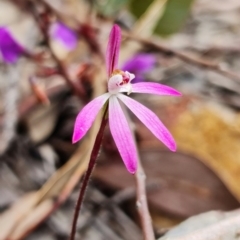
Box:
1 0 240 239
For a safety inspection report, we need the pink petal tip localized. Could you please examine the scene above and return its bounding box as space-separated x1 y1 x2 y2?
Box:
72 93 110 144
118 94 177 152
109 96 138 174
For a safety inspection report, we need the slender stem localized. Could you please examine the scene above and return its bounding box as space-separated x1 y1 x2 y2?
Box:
135 158 155 240
69 107 108 240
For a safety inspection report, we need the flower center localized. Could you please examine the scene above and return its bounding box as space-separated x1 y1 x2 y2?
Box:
112 70 130 86
108 70 135 95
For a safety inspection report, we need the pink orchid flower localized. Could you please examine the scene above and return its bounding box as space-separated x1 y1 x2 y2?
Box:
72 24 181 174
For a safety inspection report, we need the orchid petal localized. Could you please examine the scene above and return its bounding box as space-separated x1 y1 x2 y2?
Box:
131 82 181 96
109 96 138 174
118 94 176 151
106 24 121 77
72 93 110 143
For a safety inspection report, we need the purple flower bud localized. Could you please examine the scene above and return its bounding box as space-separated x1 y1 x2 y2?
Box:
122 53 156 83
49 22 78 50
0 27 25 63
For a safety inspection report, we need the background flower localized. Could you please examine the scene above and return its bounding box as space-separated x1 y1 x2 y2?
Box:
122 53 156 83
49 22 78 50
0 27 25 63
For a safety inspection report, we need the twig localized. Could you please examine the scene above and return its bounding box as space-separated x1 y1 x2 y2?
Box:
69 106 108 240
135 158 155 240
187 45 240 54
124 33 240 83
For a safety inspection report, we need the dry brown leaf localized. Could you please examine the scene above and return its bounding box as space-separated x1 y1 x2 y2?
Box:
94 150 239 219
8 199 54 240
169 98 240 202
0 192 40 239
26 102 60 143
133 95 240 203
